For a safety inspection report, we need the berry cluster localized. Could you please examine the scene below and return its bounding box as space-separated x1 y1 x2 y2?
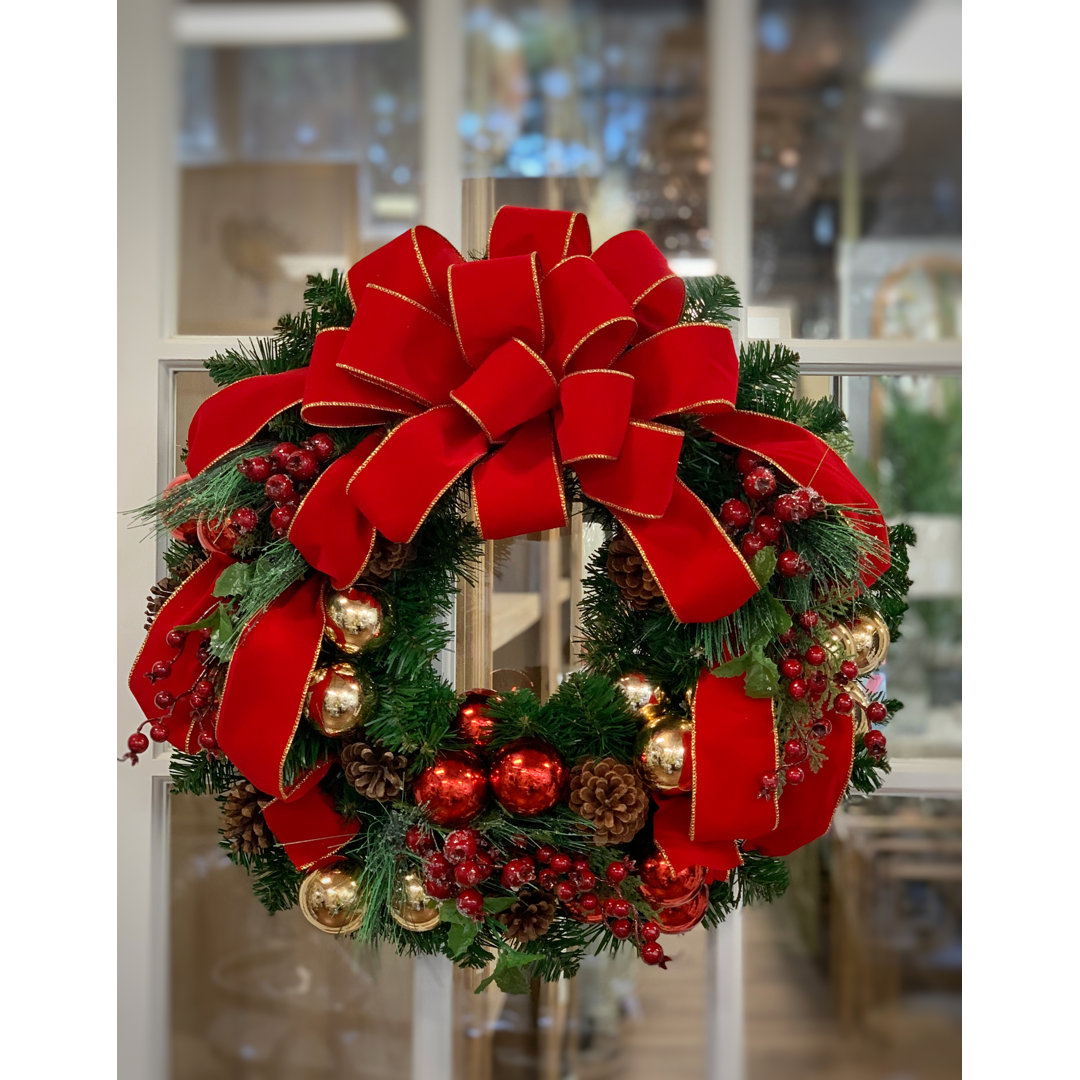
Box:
235 433 336 540
122 627 222 763
720 450 823 578
405 827 670 966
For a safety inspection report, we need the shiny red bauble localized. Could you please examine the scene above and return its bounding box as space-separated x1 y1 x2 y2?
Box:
720 498 752 529
654 888 709 934
412 751 489 826
196 513 241 556
488 738 567 817
455 688 500 747
638 854 706 907
742 466 777 499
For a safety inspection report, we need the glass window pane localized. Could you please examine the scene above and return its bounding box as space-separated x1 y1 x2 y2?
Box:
176 1 423 334
746 795 961 1079
845 374 961 757
752 0 961 338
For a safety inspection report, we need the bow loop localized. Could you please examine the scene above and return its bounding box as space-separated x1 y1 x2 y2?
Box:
574 421 683 519
591 230 686 340
488 206 591 267
347 225 462 317
554 369 633 464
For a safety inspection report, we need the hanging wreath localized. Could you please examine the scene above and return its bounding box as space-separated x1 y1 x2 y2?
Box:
126 207 912 987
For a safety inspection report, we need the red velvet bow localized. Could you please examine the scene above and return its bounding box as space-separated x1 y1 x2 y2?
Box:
129 566 359 871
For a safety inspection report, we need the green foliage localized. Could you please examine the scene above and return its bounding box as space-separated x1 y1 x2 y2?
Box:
229 839 307 914
681 274 741 326
849 749 890 796
703 853 790 926
868 523 916 640
170 750 239 796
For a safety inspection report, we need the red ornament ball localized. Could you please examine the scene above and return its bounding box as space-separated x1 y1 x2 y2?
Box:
720 498 752 529
867 701 888 724
488 738 567 816
742 466 777 499
777 549 801 578
455 688 499 747
654 889 709 934
638 855 705 907
196 513 241 556
412 751 489 826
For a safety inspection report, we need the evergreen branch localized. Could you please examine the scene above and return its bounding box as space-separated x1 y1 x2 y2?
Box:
169 750 240 796
681 274 741 326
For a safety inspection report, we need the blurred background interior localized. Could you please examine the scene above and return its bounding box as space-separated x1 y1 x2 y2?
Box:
126 1 961 1077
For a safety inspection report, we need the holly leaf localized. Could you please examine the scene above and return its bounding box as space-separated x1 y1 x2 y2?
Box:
743 648 780 698
213 562 253 598
711 654 751 679
438 900 466 925
475 949 538 995
483 897 517 914
446 918 479 957
173 602 234 651
750 547 777 587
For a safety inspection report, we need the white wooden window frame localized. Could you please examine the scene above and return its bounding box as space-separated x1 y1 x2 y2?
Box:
118 3 959 1079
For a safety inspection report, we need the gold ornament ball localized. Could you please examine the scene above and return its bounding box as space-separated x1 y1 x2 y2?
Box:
616 672 658 711
846 610 891 675
848 683 871 737
389 870 440 932
298 866 366 934
304 662 375 737
635 704 692 794
323 587 391 654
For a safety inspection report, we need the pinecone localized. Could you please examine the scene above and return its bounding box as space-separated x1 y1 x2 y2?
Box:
606 531 664 611
144 551 206 630
222 781 274 855
497 888 557 944
363 535 416 580
341 740 408 801
568 757 649 846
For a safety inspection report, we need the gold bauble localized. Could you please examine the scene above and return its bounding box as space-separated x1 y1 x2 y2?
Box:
304 662 374 737
616 672 657 711
298 866 366 934
634 704 692 793
389 870 440 932
848 683 871 737
846 610 891 675
322 587 390 654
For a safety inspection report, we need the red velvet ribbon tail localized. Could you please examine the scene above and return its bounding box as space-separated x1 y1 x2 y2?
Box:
652 799 742 884
263 781 361 872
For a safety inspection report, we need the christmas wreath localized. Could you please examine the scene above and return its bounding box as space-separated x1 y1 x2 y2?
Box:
126 207 912 987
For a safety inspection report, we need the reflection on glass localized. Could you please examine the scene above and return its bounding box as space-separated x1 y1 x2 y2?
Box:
752 0 962 338
170 793 414 1079
846 375 961 757
747 796 961 1080
176 1 422 333
463 0 710 264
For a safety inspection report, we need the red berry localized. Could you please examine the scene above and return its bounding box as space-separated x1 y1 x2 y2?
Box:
740 532 765 559
778 627 798 645
720 499 752 529
605 861 628 884
787 678 808 700
773 493 800 522
501 858 536 889
779 658 802 679
604 897 631 919
127 732 150 754
242 456 271 482
269 505 295 535
555 881 577 902
444 829 479 864
833 693 854 715
456 889 484 919
425 877 457 900
785 766 805 786
194 679 214 697
777 550 801 578
610 918 632 939
641 921 661 943
550 852 573 875
189 691 208 710
423 852 452 881
812 719 833 738
796 556 812 577
805 645 826 666
150 659 171 680
864 730 887 757
808 671 829 697
840 660 859 680
265 474 295 505
798 611 819 630
270 443 299 470
795 487 825 516
149 724 170 743
735 450 762 474
576 870 597 892
536 845 555 865
285 449 319 481
580 892 599 911
154 690 174 710
641 942 665 965
303 433 335 462
760 771 779 793
165 629 186 650
231 507 258 534
454 857 492 887
742 466 777 499
867 702 888 724
783 739 806 764
754 515 781 543
572 857 590 874
405 825 436 855
538 869 559 890
197 731 217 750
